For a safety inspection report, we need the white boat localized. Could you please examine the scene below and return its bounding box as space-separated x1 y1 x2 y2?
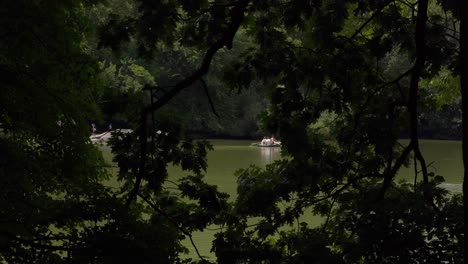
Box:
90 129 133 143
251 141 281 147
90 131 112 143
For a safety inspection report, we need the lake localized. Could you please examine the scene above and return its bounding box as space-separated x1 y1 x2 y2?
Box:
164 139 463 260
101 139 463 260
169 139 463 196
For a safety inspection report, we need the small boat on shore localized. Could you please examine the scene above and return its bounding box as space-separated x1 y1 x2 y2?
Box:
90 129 133 143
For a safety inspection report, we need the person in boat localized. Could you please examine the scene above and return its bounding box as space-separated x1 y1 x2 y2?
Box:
261 136 267 145
270 135 275 145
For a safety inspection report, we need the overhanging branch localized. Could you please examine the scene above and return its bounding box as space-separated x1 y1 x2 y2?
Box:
126 0 250 205
200 78 220 118
137 193 210 263
379 0 431 201
350 0 394 40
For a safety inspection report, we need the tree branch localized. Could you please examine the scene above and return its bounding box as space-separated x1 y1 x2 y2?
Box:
459 0 468 260
408 0 430 200
137 193 210 263
143 0 249 115
379 142 414 199
200 79 220 118
350 0 394 40
379 0 430 201
126 0 250 205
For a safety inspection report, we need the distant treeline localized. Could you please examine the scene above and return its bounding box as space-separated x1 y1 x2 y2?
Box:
90 4 462 141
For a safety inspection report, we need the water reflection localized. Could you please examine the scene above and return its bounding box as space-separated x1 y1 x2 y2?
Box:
180 139 463 258
259 146 281 165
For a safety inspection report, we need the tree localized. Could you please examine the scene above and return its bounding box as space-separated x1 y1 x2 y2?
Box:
202 0 462 262
98 0 464 262
459 0 468 261
0 1 227 263
2 0 464 263
0 0 109 261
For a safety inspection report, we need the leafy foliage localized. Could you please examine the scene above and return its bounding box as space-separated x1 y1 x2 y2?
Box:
1 0 464 263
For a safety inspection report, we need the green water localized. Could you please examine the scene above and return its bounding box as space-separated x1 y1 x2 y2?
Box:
169 140 282 198
398 139 463 192
169 140 284 260
101 139 464 260
171 139 463 197
169 139 463 259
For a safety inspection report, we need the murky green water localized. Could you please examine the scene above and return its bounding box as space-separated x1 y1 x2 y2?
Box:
172 139 463 196
170 139 463 260
101 139 464 260
169 140 282 198
398 139 463 192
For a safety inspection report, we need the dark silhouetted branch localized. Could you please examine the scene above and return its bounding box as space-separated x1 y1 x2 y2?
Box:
200 79 220 118
126 0 250 205
379 142 414 199
137 193 210 263
350 0 394 40
379 0 430 201
459 0 468 260
408 0 430 200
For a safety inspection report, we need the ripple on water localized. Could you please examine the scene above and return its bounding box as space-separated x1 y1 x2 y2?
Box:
439 183 462 193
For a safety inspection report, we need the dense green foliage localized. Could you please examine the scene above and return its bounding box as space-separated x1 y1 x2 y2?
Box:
1 0 465 263
88 3 268 138
0 1 228 263
0 1 112 262
89 0 463 140
207 1 464 262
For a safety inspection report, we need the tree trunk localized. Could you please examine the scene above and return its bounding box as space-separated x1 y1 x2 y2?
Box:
408 0 429 199
460 2 468 262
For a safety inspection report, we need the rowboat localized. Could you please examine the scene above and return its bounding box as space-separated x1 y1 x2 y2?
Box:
251 141 281 147
90 131 112 143
90 129 133 143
